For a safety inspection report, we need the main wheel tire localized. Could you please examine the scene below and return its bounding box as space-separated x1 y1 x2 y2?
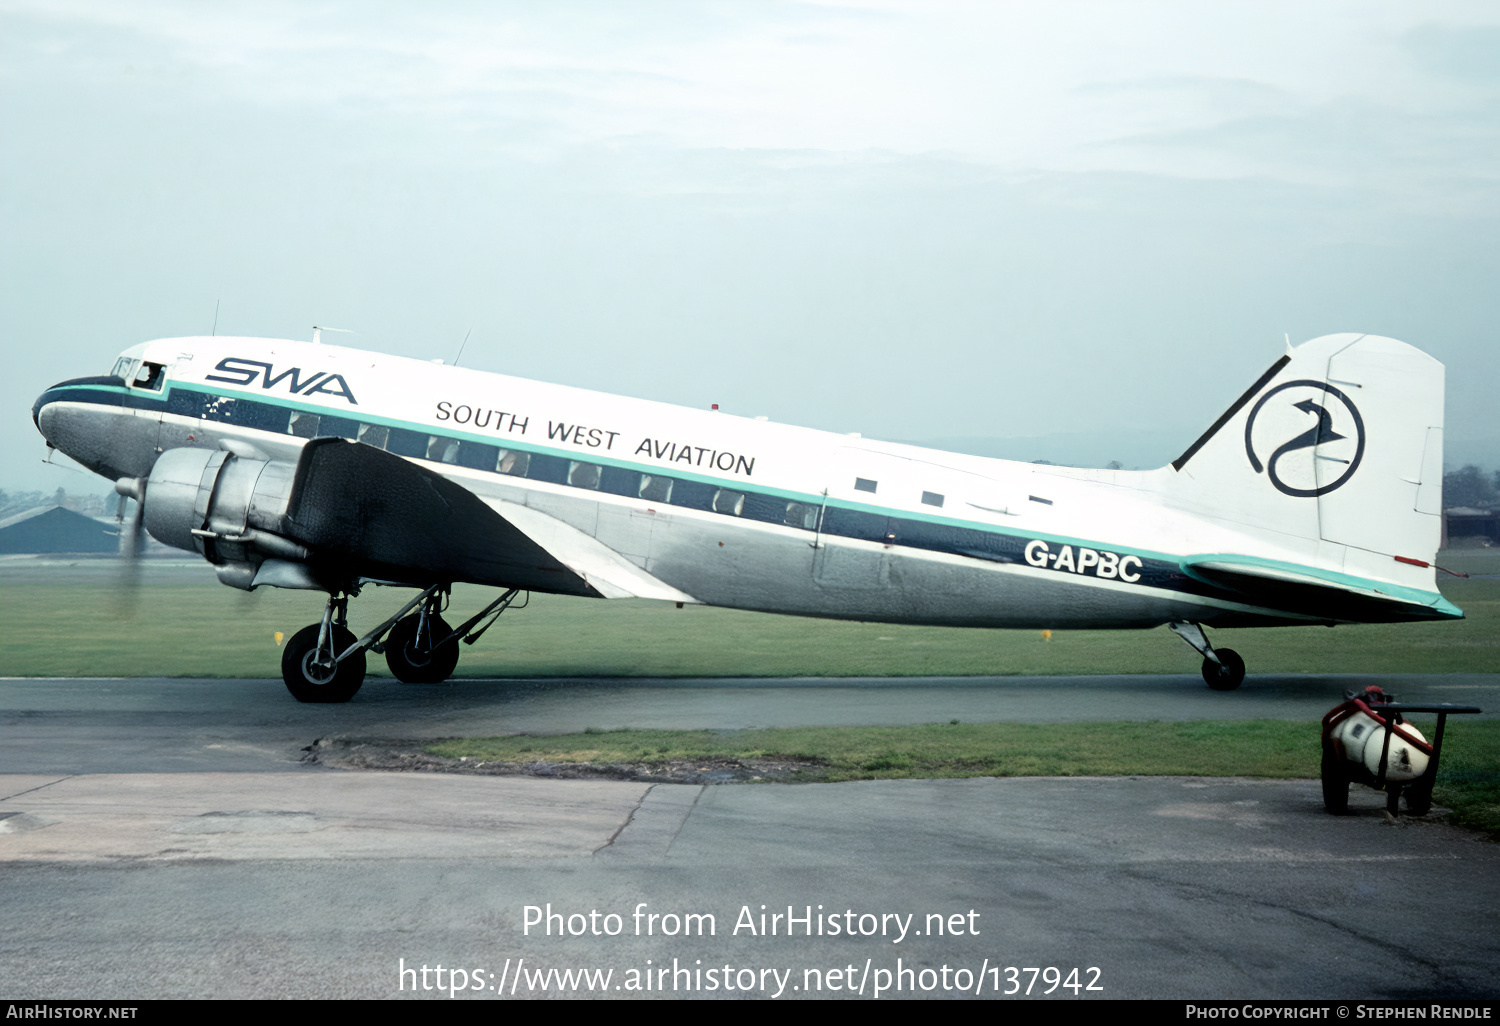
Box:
1321 741 1349 814
1202 648 1246 691
282 623 366 703
384 614 460 684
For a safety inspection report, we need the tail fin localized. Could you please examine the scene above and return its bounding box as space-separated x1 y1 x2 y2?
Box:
1166 333 1445 590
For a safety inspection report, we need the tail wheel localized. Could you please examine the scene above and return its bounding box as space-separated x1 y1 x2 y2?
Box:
282 624 366 703
1202 648 1245 691
1321 741 1349 814
384 614 460 683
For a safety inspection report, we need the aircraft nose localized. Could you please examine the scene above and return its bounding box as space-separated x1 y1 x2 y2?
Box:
33 373 126 435
31 373 166 482
33 383 59 430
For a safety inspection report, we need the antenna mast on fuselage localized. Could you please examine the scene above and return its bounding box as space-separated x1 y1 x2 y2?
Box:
312 325 353 345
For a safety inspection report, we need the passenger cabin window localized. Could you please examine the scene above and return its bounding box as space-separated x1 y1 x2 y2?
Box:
854 478 877 493
784 502 819 530
921 491 944 507
568 461 602 489
288 412 320 438
427 436 460 464
497 450 530 476
133 361 166 391
639 474 672 503
712 489 745 516
357 424 389 449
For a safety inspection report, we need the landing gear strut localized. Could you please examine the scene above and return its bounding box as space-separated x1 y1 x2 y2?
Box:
282 594 367 703
383 587 522 685
279 584 524 702
1168 621 1245 691
384 590 459 684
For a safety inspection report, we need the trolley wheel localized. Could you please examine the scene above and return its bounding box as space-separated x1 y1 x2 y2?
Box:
1202 648 1245 691
1320 741 1349 815
1404 783 1434 817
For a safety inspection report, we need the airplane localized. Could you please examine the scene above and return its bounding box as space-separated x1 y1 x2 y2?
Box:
31 331 1460 702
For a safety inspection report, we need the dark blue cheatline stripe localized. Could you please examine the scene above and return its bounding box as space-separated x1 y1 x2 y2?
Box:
34 382 1237 602
32 376 128 425
44 382 1446 620
146 384 1211 601
38 383 169 416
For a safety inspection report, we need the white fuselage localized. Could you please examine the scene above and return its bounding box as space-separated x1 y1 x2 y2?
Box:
35 335 1454 630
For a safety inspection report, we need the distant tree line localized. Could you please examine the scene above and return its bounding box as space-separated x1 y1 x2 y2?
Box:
1444 466 1500 509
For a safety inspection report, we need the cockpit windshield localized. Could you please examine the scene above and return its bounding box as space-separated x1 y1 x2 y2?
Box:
133 361 165 391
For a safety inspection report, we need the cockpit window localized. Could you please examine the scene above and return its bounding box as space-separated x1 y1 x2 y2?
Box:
111 357 134 381
133 361 166 391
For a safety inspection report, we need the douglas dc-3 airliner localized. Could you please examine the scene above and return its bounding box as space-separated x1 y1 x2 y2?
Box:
32 332 1459 701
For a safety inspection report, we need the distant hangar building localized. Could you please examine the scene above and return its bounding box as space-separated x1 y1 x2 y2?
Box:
1444 506 1499 547
0 506 119 555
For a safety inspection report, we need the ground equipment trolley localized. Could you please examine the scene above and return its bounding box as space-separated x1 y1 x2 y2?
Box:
1321 685 1481 816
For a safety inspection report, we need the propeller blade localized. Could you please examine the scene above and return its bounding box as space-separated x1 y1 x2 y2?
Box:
113 477 147 617
124 488 146 559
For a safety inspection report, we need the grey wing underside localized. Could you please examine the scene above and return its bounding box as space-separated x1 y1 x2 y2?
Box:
280 438 601 595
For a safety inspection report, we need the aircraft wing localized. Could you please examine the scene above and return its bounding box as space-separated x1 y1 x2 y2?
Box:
282 438 696 601
281 438 601 594
479 497 698 603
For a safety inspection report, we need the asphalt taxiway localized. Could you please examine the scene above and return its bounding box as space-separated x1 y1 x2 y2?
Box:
4 672 1496 773
2 674 1497 1000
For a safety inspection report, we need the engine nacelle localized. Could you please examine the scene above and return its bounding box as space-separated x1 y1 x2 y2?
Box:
143 447 315 589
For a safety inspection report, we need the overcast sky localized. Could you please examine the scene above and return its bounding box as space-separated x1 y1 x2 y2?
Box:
3 0 1497 492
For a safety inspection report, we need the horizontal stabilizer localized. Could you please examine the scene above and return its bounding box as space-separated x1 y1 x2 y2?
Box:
1184 558 1451 623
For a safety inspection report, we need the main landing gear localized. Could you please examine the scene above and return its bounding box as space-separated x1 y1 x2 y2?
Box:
384 606 460 684
282 595 366 704
1168 621 1246 691
280 584 523 702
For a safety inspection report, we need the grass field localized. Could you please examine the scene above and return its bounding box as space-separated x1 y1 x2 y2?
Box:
5 552 1493 835
1 551 1496 679
431 719 1500 838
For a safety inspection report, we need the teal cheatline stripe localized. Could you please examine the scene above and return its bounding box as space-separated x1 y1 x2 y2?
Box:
114 380 1459 621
